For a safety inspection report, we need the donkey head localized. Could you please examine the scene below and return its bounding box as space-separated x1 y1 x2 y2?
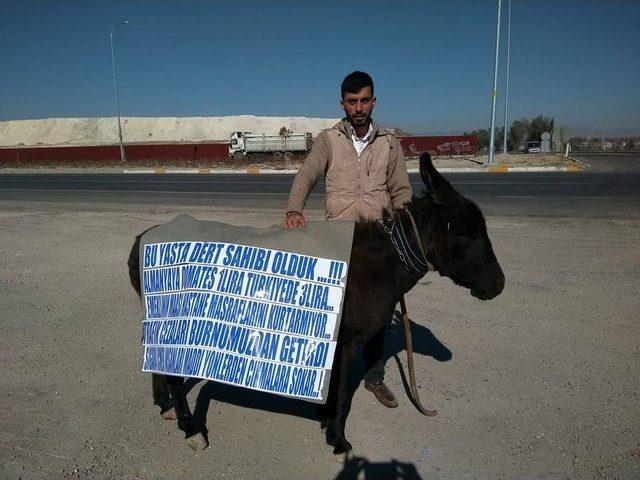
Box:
416 153 504 300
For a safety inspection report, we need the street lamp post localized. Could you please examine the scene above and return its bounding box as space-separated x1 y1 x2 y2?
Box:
502 0 511 154
487 0 502 165
110 20 130 162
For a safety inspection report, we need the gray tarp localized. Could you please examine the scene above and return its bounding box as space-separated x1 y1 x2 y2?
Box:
139 214 354 403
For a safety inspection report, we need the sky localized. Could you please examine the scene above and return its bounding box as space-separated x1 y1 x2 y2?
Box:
1 0 638 136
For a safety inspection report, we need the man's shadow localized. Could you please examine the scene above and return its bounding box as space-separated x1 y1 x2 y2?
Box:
334 455 424 480
335 310 452 417
384 311 453 411
183 310 452 436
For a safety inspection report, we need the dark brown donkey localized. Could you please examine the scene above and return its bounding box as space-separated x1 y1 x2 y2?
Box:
128 152 505 454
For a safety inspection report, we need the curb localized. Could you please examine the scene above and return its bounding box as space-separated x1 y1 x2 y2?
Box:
121 168 299 174
0 164 586 175
120 165 584 175
564 154 591 170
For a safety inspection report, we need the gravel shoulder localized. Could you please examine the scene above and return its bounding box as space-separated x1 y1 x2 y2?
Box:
1 203 638 479
0 153 577 172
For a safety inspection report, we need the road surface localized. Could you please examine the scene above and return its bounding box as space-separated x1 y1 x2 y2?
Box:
1 154 639 219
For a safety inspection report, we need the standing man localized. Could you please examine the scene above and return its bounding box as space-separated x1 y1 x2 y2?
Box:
283 71 412 408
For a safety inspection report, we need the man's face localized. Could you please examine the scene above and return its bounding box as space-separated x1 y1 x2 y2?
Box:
341 86 376 128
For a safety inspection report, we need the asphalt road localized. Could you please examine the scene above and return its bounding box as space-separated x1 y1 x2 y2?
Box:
1 154 639 218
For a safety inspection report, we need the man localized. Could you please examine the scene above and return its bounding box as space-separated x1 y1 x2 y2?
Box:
282 71 412 408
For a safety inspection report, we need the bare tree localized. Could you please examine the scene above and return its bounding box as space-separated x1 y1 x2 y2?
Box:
508 119 530 151
529 115 554 143
279 126 293 137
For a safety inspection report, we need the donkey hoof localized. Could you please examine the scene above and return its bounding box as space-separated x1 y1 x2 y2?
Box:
160 407 177 421
333 448 355 464
332 439 353 456
185 432 208 451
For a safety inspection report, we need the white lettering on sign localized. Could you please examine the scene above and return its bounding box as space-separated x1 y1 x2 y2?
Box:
141 241 348 402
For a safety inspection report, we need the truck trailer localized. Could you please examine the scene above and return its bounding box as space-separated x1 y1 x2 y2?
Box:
229 131 312 160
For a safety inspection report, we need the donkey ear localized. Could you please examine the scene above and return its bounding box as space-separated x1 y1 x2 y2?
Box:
419 152 463 204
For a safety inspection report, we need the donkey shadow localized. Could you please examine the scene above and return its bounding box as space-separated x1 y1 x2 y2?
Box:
334 455 423 480
184 310 452 436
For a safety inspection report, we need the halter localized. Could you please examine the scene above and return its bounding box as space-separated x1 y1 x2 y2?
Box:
381 208 434 277
382 208 439 417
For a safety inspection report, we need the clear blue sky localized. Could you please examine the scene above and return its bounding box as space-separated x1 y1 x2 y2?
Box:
1 0 638 135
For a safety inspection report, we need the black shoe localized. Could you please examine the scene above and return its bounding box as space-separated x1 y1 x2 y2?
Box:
365 380 398 408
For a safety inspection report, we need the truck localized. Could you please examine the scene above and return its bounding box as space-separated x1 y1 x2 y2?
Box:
229 131 312 160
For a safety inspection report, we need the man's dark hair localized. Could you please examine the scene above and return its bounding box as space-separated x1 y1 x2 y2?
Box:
341 71 374 98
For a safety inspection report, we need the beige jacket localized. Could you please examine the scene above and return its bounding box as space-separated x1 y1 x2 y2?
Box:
287 120 412 221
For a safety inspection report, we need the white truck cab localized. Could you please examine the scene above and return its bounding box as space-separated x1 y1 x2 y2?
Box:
229 131 249 159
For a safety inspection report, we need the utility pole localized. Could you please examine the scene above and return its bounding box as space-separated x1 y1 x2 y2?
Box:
487 0 502 165
502 0 511 154
601 121 606 150
110 20 130 162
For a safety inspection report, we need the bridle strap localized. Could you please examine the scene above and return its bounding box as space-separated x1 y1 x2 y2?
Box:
396 212 428 272
382 209 438 416
383 208 434 277
405 208 433 272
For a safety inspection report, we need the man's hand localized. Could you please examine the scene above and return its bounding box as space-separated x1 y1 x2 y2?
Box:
283 211 308 229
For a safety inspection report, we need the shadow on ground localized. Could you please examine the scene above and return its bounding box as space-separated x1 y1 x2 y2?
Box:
334 455 423 479
182 310 452 439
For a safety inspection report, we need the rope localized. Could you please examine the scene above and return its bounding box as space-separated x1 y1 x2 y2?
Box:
400 297 438 417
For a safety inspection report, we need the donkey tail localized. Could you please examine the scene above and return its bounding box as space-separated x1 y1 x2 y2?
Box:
127 233 143 298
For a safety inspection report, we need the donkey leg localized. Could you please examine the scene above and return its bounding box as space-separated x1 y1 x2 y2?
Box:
318 360 338 430
165 375 208 450
325 340 357 454
152 374 176 420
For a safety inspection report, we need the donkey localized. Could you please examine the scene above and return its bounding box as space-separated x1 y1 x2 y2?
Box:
127 152 504 454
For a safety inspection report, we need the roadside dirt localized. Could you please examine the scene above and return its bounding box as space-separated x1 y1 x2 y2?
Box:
0 153 575 170
405 153 574 170
1 205 638 479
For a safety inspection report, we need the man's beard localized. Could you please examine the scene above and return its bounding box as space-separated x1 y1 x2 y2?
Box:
348 112 369 127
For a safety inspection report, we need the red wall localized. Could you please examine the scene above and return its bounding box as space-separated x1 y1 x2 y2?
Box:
0 142 229 163
0 135 477 163
399 135 477 156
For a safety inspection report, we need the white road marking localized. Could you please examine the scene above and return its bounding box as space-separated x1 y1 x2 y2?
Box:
449 182 595 185
0 188 318 196
0 178 296 185
497 195 535 198
569 196 611 199
495 195 611 199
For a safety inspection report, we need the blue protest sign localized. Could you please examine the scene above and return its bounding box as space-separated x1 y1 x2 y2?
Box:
139 215 354 403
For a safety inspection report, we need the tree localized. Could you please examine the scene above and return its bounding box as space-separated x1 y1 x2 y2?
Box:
508 119 530 151
555 125 568 146
495 126 505 151
467 129 500 151
279 126 293 136
466 115 556 152
465 129 490 150
569 137 585 148
529 115 554 143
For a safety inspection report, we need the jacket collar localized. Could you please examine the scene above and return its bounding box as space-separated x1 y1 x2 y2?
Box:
333 118 390 141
